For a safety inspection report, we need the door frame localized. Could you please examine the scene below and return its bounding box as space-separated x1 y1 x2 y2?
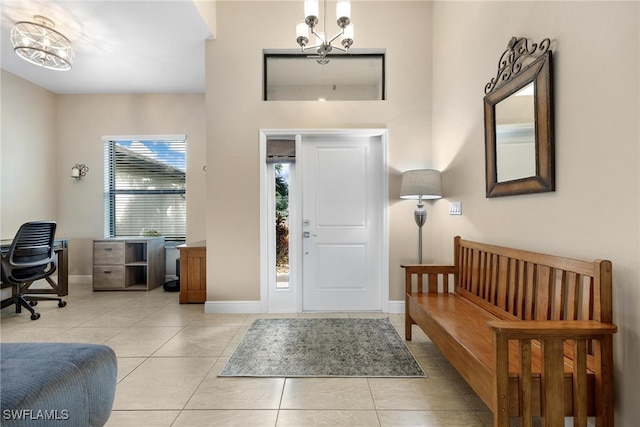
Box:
260 129 389 313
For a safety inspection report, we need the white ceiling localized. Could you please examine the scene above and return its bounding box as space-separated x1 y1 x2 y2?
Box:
0 0 213 94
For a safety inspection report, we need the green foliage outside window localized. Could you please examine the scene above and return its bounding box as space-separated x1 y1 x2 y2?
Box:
275 164 289 272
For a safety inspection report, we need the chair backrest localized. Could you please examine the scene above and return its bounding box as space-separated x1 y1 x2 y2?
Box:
1 221 57 284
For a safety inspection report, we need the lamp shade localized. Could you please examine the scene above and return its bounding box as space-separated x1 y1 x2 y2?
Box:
400 169 442 200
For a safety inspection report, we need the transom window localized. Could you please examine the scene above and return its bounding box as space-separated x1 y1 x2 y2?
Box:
263 52 385 101
103 137 186 241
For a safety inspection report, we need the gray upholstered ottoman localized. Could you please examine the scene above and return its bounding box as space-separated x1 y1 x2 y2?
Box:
0 343 117 426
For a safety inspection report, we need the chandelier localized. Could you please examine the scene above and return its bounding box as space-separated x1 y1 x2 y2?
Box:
295 0 354 64
10 15 75 71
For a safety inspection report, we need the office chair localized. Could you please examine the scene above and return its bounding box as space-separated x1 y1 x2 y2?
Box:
1 221 66 320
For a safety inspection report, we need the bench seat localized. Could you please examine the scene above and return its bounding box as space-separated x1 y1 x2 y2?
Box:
409 292 598 416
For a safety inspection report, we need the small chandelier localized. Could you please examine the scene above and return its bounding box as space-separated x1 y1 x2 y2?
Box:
10 15 75 71
295 0 354 64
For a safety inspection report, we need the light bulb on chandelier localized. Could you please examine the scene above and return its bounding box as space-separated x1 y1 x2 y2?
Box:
295 0 354 64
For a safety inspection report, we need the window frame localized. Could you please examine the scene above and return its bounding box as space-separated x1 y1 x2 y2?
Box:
103 135 187 242
263 52 386 101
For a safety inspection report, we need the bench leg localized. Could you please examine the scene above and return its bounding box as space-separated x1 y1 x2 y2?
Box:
595 335 615 427
493 333 510 427
405 312 412 341
541 339 565 427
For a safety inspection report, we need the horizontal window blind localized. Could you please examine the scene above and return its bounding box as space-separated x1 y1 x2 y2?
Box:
105 139 186 241
266 139 295 163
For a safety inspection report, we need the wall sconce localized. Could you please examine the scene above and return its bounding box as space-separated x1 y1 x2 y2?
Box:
71 164 89 180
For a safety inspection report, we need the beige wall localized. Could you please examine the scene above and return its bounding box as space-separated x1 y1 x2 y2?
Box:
205 1 434 301
0 81 207 275
1 70 58 238
55 94 207 275
430 2 640 424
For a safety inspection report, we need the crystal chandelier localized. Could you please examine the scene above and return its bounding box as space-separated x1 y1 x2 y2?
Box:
10 15 75 71
295 0 354 64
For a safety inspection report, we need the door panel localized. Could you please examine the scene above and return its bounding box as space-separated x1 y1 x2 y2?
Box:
315 147 367 227
315 244 367 290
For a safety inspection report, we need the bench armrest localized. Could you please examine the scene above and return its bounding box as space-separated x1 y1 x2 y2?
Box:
488 319 617 427
401 264 456 294
402 264 457 341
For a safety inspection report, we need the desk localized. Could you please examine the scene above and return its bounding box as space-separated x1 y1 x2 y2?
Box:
177 241 206 303
1 239 69 297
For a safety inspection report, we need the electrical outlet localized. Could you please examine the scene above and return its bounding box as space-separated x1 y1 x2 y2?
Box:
449 201 462 215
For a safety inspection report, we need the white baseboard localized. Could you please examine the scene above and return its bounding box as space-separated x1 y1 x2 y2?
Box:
204 300 266 314
203 300 406 314
387 300 406 314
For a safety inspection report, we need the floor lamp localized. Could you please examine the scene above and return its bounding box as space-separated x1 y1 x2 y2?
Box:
400 169 443 264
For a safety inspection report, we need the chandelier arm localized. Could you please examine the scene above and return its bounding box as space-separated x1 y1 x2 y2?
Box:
326 29 345 45
330 45 347 53
310 28 326 44
301 43 324 52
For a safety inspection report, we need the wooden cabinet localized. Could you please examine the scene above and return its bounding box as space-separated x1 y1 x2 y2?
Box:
93 237 165 291
177 241 206 303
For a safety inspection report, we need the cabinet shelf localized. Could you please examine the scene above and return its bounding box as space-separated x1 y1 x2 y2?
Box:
93 237 165 291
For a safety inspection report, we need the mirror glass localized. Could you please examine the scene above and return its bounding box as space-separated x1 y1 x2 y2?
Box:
484 48 554 198
495 82 535 182
264 53 385 101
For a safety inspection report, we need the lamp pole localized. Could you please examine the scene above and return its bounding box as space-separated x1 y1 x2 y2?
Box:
414 196 427 264
399 169 442 265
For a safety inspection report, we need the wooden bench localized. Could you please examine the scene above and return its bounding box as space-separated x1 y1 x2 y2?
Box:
402 236 617 427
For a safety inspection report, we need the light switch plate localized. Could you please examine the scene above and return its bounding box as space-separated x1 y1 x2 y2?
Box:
449 201 462 215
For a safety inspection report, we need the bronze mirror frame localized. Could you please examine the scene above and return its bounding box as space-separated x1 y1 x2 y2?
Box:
484 37 555 198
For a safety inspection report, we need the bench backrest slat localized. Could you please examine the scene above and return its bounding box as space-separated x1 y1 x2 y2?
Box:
454 236 611 325
453 236 613 369
536 264 552 320
524 261 536 319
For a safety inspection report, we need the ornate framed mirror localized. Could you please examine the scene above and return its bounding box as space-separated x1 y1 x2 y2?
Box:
484 37 555 197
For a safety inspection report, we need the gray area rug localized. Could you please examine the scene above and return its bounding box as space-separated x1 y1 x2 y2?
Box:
219 317 425 377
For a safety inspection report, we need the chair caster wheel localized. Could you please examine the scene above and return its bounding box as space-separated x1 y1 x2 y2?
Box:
29 301 38 306
58 301 67 308
30 313 41 320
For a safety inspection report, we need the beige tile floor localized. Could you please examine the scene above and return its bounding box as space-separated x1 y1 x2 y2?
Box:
1 283 494 426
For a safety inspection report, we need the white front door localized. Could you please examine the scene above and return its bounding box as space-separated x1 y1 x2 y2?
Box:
301 135 383 311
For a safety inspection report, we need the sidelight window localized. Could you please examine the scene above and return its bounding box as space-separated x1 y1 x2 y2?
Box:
275 163 290 289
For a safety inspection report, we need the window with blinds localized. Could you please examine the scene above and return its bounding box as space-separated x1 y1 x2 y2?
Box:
104 139 186 241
